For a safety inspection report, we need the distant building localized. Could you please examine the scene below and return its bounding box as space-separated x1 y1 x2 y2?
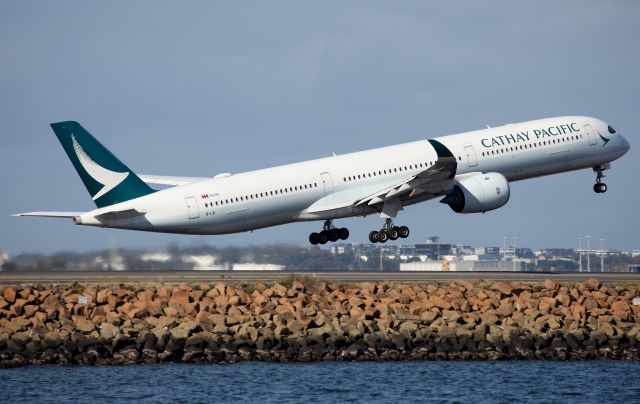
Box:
414 242 451 259
330 244 352 255
232 263 284 271
400 258 521 272
475 246 500 256
451 244 474 256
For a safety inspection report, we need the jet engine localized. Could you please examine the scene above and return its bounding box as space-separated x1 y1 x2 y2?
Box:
440 172 510 213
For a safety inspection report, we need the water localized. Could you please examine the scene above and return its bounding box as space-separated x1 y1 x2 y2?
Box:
1 361 639 403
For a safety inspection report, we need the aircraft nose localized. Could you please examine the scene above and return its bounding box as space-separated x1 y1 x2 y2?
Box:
620 135 631 153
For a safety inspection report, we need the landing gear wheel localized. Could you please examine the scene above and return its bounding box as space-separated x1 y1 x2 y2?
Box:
399 226 410 238
389 226 400 240
318 230 329 244
309 232 320 245
369 231 380 243
338 227 350 240
593 165 609 194
308 220 350 244
594 183 607 193
379 229 389 243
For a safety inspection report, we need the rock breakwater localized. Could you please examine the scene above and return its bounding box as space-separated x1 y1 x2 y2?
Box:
1 278 639 367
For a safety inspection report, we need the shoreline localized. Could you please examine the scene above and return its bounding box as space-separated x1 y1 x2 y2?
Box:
1 278 639 367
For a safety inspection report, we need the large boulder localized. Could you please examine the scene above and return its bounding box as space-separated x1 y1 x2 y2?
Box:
170 290 191 306
170 320 200 340
3 287 17 304
100 323 120 340
491 282 513 296
74 318 96 333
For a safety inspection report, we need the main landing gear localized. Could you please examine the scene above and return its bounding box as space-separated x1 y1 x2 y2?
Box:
309 220 349 245
593 165 608 193
368 218 410 243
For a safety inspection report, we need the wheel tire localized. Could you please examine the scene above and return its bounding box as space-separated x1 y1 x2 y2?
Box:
600 183 607 193
328 228 339 242
594 183 601 193
338 227 350 240
318 230 329 244
389 227 399 240
309 232 320 245
369 231 379 243
379 230 389 243
399 226 410 238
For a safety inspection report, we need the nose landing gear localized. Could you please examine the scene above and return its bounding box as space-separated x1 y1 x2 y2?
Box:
368 218 410 243
309 220 349 245
593 164 609 193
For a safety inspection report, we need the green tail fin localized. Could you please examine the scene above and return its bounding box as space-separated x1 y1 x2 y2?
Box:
50 121 155 208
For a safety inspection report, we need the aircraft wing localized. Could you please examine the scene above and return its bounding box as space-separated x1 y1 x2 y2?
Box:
305 154 457 215
138 175 208 186
355 155 457 207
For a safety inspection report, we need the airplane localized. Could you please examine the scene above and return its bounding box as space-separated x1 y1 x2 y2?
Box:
14 116 630 245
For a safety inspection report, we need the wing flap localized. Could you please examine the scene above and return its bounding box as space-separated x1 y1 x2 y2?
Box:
353 155 458 208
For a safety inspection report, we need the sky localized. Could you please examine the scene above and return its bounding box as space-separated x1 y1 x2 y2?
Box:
1 1 639 255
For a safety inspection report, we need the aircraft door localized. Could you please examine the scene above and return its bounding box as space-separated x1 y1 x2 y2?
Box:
185 196 199 219
584 124 597 146
464 145 478 167
320 172 334 194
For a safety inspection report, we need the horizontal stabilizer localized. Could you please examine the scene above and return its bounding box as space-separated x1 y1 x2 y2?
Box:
139 175 207 186
13 211 83 218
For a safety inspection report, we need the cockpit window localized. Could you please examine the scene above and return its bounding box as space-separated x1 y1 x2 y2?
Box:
608 125 616 134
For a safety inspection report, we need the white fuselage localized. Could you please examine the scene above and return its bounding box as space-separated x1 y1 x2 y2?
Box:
76 116 630 234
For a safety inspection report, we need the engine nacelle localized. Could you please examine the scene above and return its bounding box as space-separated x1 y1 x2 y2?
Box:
440 172 510 213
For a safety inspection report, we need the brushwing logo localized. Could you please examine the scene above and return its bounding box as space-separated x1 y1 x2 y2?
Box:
71 134 129 200
599 133 611 147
